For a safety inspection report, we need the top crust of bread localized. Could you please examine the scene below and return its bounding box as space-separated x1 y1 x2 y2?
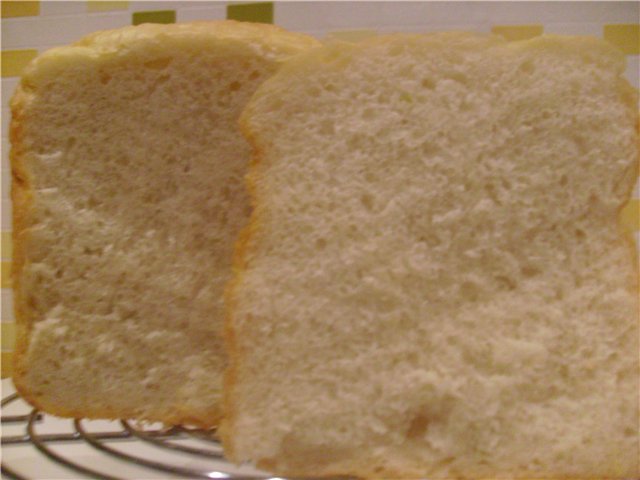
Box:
222 32 639 477
11 20 318 427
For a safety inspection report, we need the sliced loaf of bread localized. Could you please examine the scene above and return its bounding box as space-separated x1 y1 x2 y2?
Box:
223 33 639 477
10 21 318 427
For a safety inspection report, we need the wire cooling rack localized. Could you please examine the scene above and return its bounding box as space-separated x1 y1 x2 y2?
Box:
0 388 273 480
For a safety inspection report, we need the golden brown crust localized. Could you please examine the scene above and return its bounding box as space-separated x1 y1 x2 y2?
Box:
220 20 318 445
74 19 318 53
613 83 639 406
220 112 266 460
10 82 38 408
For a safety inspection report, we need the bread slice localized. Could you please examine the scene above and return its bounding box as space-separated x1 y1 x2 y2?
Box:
223 33 639 477
10 21 318 427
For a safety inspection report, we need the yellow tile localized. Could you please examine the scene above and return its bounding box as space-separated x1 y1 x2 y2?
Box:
1 322 15 351
620 199 640 232
1 232 12 260
492 25 544 42
132 9 175 25
87 1 129 13
1 261 11 288
604 24 640 55
227 2 273 24
326 30 377 43
1 49 38 78
2 351 13 378
1 1 40 18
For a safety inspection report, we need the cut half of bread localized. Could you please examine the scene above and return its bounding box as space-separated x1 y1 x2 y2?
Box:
223 33 639 477
10 21 318 427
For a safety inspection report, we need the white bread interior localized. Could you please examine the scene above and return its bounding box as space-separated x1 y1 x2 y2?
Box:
223 32 639 477
10 21 318 427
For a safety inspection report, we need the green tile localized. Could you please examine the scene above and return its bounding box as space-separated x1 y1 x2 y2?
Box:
227 2 273 24
132 9 175 26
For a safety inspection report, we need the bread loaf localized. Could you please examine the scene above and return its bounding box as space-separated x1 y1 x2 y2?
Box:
223 32 639 477
10 21 318 427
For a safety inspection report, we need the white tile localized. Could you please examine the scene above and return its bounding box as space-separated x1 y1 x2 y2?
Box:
1 167 8 201
2 11 130 49
40 1 89 16
2 80 20 112
2 136 11 170
1 200 11 231
2 15 86 48
276 2 490 32
1 290 13 321
482 1 638 24
81 10 131 33
177 5 226 22
1 137 9 172
544 23 604 37
2 107 11 142
1 169 9 201
130 1 191 12
275 1 637 33
275 2 369 31
0 168 11 200
275 3 335 30
321 22 489 40
625 55 639 89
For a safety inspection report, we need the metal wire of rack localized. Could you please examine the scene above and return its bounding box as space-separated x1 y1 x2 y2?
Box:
0 390 275 480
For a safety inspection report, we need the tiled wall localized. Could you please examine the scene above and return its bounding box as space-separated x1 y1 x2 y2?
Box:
1 1 639 378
